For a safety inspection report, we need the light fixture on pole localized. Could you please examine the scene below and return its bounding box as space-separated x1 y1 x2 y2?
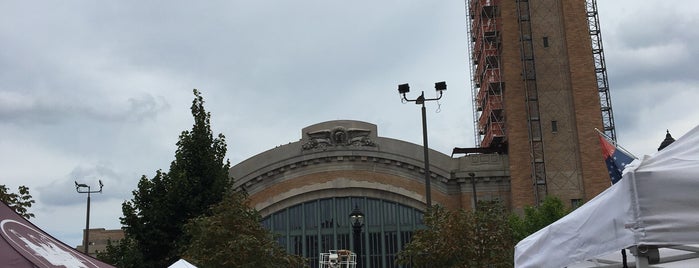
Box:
469 172 478 210
398 81 446 208
75 180 104 255
349 205 365 268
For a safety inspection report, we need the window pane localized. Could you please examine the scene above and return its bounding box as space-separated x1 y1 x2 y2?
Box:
291 235 303 255
369 232 382 267
385 231 398 267
336 197 349 228
321 234 333 253
273 210 285 231
367 198 381 227
319 198 333 229
337 233 350 251
305 201 318 229
415 209 424 225
399 205 412 226
261 217 271 230
305 235 318 268
289 205 302 231
383 201 396 226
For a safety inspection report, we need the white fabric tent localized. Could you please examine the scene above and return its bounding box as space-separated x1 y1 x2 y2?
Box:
515 125 699 268
168 259 198 268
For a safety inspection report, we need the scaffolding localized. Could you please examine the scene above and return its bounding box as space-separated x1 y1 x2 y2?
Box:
319 250 356 268
466 1 480 147
467 0 506 149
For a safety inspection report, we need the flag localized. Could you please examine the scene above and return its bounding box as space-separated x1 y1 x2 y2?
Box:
598 131 636 184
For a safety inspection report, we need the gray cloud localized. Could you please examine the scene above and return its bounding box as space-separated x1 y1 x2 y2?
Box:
594 1 699 155
0 92 169 125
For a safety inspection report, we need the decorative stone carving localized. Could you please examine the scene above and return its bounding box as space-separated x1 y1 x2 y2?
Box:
302 126 376 151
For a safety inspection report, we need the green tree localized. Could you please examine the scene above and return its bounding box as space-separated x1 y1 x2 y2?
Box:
102 89 231 268
509 196 570 242
97 235 144 267
0 184 35 219
396 201 514 268
182 189 306 268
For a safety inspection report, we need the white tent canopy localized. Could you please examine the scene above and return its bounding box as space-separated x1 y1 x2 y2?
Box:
515 125 699 268
168 259 198 268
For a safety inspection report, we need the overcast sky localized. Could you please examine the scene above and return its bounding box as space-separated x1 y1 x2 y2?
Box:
1 1 698 247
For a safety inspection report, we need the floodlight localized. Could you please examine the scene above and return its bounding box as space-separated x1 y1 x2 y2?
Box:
435 81 447 91
398 83 410 94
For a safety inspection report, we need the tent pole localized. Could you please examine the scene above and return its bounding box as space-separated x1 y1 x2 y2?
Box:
631 246 651 268
636 254 649 268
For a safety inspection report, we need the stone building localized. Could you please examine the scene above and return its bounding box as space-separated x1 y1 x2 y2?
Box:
231 120 509 267
76 228 125 257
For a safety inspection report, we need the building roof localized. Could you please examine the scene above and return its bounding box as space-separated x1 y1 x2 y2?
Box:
658 130 676 151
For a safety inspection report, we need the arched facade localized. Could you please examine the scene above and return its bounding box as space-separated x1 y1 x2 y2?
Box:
261 196 424 267
230 120 510 267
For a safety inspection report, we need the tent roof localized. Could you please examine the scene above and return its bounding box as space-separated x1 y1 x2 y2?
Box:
168 259 198 268
515 125 699 267
568 246 699 267
0 201 115 268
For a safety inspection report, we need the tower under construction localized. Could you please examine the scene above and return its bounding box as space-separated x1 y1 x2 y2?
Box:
467 0 615 209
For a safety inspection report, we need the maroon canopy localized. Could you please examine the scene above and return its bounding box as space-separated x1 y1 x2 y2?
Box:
0 201 115 268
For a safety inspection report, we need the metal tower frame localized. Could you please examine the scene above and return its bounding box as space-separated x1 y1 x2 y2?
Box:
586 0 617 141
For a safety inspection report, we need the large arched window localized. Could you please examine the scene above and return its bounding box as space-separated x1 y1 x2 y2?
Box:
262 197 424 268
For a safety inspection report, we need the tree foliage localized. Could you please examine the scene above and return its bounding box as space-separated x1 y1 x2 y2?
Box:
397 201 514 268
394 197 572 268
0 184 35 219
97 236 144 267
101 89 231 267
182 189 307 268
509 196 570 242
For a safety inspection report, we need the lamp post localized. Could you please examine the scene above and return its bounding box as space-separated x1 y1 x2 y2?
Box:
349 205 365 268
75 180 103 255
469 172 478 210
398 81 446 208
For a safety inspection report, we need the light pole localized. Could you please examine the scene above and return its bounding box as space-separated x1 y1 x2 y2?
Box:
469 172 478 210
75 180 103 255
349 205 365 268
398 81 446 208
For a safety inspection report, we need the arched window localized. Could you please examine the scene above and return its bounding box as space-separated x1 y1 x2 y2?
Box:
262 197 424 268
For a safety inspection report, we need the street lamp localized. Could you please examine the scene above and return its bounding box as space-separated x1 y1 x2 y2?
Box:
349 205 365 268
75 180 104 255
398 81 447 208
469 172 478 210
